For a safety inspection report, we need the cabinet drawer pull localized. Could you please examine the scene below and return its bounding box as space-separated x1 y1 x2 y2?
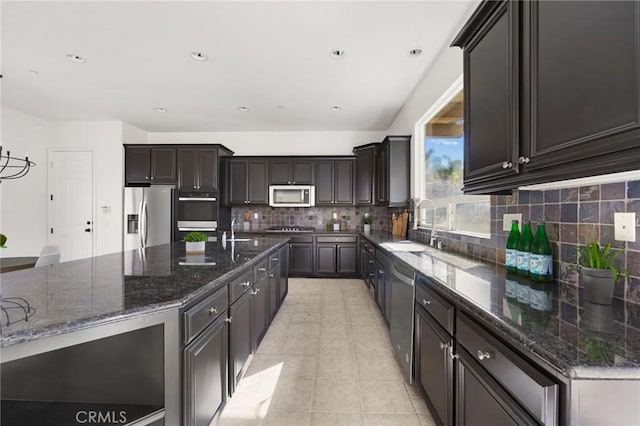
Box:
269 273 275 278
518 156 530 164
477 350 492 361
271 257 278 262
502 161 513 169
258 267 267 272
250 289 258 295
368 260 374 264
378 270 384 275
448 347 459 360
439 342 448 350
225 317 232 323
241 281 250 287
208 307 218 315
422 299 433 305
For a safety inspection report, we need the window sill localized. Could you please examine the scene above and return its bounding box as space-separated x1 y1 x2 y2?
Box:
416 226 490 240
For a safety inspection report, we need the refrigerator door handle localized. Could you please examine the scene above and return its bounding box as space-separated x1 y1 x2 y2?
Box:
138 200 145 249
142 200 149 247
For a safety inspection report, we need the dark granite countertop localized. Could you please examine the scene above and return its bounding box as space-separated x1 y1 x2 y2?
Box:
0 237 288 347
361 232 640 380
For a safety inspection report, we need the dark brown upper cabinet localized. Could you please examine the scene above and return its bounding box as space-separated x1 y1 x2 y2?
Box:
453 0 640 193
376 136 410 207
315 159 355 206
125 146 176 186
268 159 314 185
226 159 269 205
353 143 378 206
178 148 218 191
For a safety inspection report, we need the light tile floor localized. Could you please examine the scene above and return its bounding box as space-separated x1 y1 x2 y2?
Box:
218 278 436 426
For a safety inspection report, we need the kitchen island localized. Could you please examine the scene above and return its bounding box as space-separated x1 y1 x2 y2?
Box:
361 231 640 425
1 236 289 426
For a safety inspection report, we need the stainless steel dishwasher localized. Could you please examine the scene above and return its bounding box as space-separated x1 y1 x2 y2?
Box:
389 259 415 382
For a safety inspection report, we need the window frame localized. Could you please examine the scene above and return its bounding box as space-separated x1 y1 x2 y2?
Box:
413 75 490 238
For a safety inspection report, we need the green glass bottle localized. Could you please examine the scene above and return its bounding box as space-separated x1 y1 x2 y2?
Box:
516 222 533 277
505 220 520 274
530 222 553 282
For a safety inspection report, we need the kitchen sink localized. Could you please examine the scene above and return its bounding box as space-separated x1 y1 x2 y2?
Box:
380 241 430 252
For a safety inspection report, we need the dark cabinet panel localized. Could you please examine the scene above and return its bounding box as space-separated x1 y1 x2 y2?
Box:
150 148 176 184
247 160 268 204
376 144 389 205
354 144 377 206
125 148 150 184
526 0 640 170
336 244 357 275
376 136 410 206
229 291 252 393
316 244 337 274
456 347 536 426
178 149 198 190
197 149 218 190
183 315 227 426
289 243 313 276
375 261 386 315
268 267 279 322
315 161 334 205
279 245 289 304
227 159 268 205
415 307 454 426
292 160 314 184
269 159 314 185
269 160 291 185
315 159 354 206
251 275 268 351
465 1 518 185
228 160 248 205
334 160 354 205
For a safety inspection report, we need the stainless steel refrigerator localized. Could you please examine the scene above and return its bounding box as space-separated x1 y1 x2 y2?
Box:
123 185 174 250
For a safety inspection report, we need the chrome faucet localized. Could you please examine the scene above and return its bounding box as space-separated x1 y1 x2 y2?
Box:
231 217 237 240
421 198 438 247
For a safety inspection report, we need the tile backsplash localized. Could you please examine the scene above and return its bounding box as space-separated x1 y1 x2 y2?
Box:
409 180 640 306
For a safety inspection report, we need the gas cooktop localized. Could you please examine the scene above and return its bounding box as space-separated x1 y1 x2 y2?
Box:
265 226 315 233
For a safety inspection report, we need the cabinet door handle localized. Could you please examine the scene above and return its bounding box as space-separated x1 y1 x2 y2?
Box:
193 185 197 189
241 281 250 287
477 350 492 361
378 270 384 275
258 267 267 272
269 273 275 278
448 346 459 360
502 161 513 169
368 260 374 264
225 317 232 323
518 156 530 164
422 299 432 305
250 289 258 295
208 307 218 315
439 342 448 350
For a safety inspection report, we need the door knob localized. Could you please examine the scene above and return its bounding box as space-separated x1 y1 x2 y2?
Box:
502 161 513 169
86 221 91 225
518 156 530 164
84 228 92 232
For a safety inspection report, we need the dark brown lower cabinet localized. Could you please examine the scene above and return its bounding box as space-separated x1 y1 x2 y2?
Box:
183 314 227 426
415 306 454 426
456 346 536 426
279 245 289 304
251 275 269 351
229 290 252 394
268 266 279 322
316 244 337 274
337 244 357 274
289 243 313 276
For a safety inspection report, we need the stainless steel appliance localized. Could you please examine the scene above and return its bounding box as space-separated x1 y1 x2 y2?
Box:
124 185 174 250
175 191 218 240
389 259 415 382
268 185 315 207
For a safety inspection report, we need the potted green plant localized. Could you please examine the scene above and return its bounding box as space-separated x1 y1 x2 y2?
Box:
578 242 628 305
184 231 208 254
0 233 6 248
362 214 373 233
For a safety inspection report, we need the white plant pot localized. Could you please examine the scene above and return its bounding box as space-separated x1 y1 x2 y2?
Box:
185 241 206 254
243 222 251 231
363 224 371 233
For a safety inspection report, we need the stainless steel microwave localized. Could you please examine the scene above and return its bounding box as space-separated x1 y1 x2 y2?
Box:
269 185 315 207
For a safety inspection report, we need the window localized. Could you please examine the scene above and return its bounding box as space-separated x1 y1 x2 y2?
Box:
414 77 490 237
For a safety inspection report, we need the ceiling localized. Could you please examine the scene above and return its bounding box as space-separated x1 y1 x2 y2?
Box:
1 1 476 132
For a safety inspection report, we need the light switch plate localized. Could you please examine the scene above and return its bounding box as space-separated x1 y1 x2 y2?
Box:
614 212 636 242
503 213 522 231
253 212 259 220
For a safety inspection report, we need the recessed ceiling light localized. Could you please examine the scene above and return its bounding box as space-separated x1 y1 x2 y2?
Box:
27 69 40 75
66 54 86 63
191 51 208 61
330 106 341 111
155 107 167 113
277 105 285 109
238 106 249 112
409 48 423 56
331 49 346 59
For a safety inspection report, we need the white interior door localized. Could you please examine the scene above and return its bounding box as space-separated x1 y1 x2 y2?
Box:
49 150 94 262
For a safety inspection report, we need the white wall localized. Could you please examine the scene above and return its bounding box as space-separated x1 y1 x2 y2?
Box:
1 107 124 258
1 107 50 257
147 131 386 155
123 122 148 143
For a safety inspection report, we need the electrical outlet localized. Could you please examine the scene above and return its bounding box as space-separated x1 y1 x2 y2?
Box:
253 212 259 220
503 213 522 231
614 212 636 242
